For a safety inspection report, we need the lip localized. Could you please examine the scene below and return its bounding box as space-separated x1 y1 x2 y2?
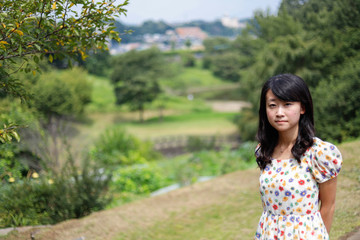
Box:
275 120 287 123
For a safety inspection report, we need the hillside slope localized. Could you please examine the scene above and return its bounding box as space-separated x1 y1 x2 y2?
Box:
4 140 360 240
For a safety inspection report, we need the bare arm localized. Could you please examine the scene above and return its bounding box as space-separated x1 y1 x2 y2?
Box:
319 177 338 233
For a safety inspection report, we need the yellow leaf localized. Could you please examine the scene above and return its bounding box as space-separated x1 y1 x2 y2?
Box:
0 41 9 45
79 50 87 61
16 22 20 28
69 2 74 8
49 54 53 63
8 177 15 183
1 23 5 28
15 30 24 36
52 2 56 10
32 70 36 76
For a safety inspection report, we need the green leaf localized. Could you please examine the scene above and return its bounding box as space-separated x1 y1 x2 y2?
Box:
11 131 20 142
34 44 41 51
33 55 39 64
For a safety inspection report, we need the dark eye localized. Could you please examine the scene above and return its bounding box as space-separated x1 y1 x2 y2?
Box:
268 104 276 108
285 103 292 106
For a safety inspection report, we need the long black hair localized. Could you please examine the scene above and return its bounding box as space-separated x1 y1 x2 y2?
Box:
256 73 315 170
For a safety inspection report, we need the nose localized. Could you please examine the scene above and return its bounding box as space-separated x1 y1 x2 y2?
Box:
276 106 284 117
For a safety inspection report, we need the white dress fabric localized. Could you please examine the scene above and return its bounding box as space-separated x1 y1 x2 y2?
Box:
254 137 342 240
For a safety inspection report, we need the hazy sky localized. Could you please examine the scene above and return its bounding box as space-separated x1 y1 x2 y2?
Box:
118 0 283 25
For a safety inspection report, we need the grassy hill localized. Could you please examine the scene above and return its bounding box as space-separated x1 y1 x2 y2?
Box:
3 139 360 240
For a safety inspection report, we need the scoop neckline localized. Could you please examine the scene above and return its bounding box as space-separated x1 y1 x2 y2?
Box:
271 158 295 161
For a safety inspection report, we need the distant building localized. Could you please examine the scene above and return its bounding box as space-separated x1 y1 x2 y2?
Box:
175 27 208 40
221 16 246 29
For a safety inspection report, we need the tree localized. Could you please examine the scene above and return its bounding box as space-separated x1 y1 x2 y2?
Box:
29 68 92 167
0 0 128 142
111 48 164 122
0 0 128 75
234 0 360 142
211 52 242 82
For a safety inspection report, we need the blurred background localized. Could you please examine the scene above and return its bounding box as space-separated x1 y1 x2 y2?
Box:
1 0 360 239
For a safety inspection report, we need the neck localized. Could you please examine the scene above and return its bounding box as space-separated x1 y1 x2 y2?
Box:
277 128 298 148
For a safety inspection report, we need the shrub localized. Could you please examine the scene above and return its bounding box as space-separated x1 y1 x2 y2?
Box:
0 156 111 227
91 127 161 168
180 52 196 67
186 135 217 152
111 163 168 195
161 143 257 186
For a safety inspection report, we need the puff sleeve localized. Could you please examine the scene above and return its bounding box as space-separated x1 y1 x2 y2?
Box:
308 138 342 183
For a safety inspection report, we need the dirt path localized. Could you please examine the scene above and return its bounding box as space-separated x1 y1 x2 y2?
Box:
207 100 251 113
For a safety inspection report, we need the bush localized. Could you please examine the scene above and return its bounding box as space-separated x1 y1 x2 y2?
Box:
180 52 196 67
111 163 168 195
30 68 92 118
0 156 111 227
91 127 161 168
161 143 257 186
186 135 217 152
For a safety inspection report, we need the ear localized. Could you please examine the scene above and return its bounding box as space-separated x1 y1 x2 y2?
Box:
301 104 305 114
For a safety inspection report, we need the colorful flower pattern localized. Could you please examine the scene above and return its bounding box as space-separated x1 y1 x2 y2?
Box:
254 137 342 240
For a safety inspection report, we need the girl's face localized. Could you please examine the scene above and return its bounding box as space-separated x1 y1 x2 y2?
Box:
265 90 305 134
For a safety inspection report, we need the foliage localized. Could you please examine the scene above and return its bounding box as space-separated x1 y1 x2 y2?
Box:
180 52 196 67
0 0 128 76
0 99 42 182
30 68 92 119
233 0 360 142
0 155 111 227
91 127 160 169
313 57 360 142
0 142 27 183
82 50 112 77
211 52 242 82
203 37 232 56
111 163 168 195
111 48 165 121
160 143 257 186
234 108 258 142
0 0 128 142
186 135 217 152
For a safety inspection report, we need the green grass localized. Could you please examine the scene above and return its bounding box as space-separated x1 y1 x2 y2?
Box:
160 64 233 94
85 74 118 113
120 111 238 139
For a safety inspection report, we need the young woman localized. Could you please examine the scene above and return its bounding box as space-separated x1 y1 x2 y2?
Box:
254 74 342 240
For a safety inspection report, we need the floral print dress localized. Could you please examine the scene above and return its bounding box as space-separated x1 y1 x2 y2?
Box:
254 137 342 240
